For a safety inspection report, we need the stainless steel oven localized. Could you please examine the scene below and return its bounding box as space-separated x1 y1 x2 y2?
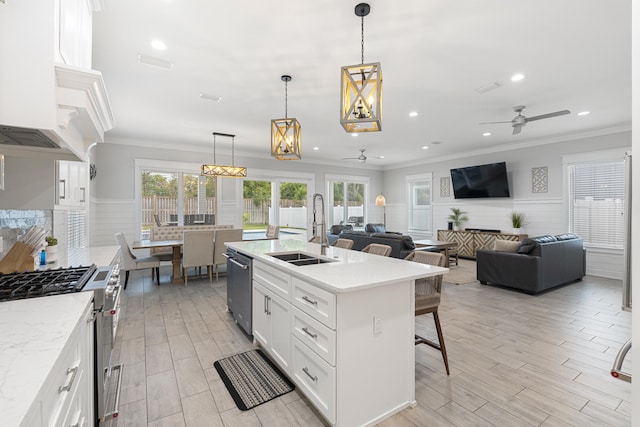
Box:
82 265 123 425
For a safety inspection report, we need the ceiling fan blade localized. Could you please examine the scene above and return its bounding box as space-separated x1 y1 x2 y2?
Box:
512 125 523 135
479 121 512 125
526 110 571 122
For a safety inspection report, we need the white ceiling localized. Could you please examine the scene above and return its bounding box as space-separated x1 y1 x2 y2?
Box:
92 0 631 169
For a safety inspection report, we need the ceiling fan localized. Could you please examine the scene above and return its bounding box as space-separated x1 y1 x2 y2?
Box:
341 149 383 163
480 105 571 135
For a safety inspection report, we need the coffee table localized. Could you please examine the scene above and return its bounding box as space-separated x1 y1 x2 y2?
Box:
413 239 458 267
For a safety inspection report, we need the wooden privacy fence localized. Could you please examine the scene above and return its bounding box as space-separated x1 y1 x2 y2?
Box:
142 196 216 226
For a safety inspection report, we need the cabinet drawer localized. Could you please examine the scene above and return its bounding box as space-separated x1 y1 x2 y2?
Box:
292 277 335 329
291 337 336 424
292 307 336 366
254 261 291 302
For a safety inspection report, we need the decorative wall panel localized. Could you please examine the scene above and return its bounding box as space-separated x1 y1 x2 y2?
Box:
440 177 451 198
532 166 548 193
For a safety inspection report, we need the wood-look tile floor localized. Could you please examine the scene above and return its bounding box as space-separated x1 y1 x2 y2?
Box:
112 267 632 427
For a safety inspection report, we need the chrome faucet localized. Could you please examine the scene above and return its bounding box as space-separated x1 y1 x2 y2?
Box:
312 193 328 254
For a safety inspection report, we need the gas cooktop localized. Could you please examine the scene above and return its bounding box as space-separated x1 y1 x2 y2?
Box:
0 265 97 302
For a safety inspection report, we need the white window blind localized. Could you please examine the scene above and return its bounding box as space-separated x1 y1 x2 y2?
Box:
568 161 625 249
67 210 87 248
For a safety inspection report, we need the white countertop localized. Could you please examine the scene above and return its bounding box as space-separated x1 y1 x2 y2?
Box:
41 245 120 270
226 238 448 292
0 292 94 426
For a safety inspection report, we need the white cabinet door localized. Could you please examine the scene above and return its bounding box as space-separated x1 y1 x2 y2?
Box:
268 292 290 373
252 282 291 373
57 160 87 206
252 283 271 347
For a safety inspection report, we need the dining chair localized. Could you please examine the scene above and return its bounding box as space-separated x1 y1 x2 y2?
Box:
266 225 280 239
213 228 244 281
361 243 392 257
332 238 354 250
114 232 161 289
182 230 215 285
404 250 450 375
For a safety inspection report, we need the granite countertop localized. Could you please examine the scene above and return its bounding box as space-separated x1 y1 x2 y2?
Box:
226 238 448 293
0 292 94 426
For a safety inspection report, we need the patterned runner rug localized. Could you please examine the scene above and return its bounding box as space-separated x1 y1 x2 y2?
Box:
214 349 295 411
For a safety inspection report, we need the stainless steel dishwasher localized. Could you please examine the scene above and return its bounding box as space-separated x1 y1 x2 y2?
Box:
224 248 253 335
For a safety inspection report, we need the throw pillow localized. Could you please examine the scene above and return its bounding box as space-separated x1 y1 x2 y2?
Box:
494 239 520 253
516 238 536 254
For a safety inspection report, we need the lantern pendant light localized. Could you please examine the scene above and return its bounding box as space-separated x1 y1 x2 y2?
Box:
340 3 382 133
201 132 247 178
271 75 302 160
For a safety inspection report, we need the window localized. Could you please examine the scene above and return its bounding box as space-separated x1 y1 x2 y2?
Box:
138 164 216 239
568 161 625 249
242 172 311 232
407 173 432 233
327 175 368 228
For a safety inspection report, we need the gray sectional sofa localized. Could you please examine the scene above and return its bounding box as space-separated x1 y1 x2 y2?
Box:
476 233 586 294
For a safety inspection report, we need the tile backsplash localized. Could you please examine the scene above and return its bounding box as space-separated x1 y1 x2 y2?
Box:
0 210 53 258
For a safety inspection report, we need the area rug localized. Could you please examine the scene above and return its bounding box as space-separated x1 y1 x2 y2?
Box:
214 349 295 411
443 259 478 285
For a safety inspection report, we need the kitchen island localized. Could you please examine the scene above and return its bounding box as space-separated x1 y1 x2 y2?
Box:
226 239 447 427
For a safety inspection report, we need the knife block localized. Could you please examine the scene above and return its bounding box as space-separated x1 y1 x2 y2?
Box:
0 241 37 274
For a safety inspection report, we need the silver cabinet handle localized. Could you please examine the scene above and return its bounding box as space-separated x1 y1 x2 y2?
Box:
302 295 318 306
80 187 86 202
59 179 66 199
264 295 268 313
266 295 271 315
302 327 317 339
59 366 79 393
302 367 317 382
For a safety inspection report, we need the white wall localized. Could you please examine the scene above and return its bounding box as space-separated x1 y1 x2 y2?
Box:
382 131 631 279
0 155 55 209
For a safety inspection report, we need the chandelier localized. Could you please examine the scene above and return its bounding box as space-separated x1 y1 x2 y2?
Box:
340 3 382 133
201 132 247 178
271 75 302 160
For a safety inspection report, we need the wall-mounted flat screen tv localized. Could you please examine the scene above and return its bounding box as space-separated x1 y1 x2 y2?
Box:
450 161 510 199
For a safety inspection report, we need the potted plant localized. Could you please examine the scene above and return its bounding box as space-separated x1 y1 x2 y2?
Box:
45 236 58 264
509 211 526 234
448 208 469 230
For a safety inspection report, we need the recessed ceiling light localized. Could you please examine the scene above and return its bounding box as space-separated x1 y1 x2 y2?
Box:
483 132 491 136
379 156 385 159
200 93 222 102
409 111 419 117
510 73 525 82
577 111 590 116
151 40 166 51
422 146 429 150
313 147 319 150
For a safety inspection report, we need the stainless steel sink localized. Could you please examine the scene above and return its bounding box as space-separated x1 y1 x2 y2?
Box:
267 251 336 266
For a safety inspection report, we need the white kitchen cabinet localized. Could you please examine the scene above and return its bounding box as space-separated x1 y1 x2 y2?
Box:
251 255 415 427
252 265 291 373
57 160 87 206
13 294 95 427
56 0 93 68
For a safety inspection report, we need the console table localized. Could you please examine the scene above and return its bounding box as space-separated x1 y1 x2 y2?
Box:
436 230 527 259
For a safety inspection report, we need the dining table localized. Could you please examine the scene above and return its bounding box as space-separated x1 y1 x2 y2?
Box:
413 239 458 267
132 239 184 284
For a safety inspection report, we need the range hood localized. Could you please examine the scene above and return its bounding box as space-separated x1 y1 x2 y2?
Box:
0 64 114 161
0 0 114 162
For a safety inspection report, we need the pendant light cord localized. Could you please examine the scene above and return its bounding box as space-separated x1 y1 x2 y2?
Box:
284 79 288 119
361 14 365 65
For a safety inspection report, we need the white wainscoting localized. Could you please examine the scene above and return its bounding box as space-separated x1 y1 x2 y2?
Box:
90 198 136 247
